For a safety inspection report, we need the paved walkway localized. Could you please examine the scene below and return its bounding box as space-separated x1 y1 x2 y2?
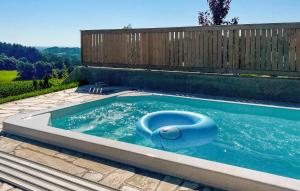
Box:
0 87 220 191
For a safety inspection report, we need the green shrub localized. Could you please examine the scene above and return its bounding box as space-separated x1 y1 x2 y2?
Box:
42 75 51 88
0 82 78 104
52 69 59 79
0 77 57 98
33 79 38 90
49 78 63 86
61 64 69 80
0 81 35 98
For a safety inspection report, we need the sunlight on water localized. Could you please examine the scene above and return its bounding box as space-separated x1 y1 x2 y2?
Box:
50 95 300 179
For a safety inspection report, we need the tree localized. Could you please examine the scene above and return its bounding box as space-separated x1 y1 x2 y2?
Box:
52 69 59 79
16 61 34 80
198 0 238 26
0 42 42 62
0 54 18 70
123 24 132 29
61 64 69 79
34 61 53 79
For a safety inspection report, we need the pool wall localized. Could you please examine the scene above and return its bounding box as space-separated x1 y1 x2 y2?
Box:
66 66 300 103
3 96 300 191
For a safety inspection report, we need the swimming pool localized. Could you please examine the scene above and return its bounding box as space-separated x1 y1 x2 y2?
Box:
49 95 300 180
4 93 300 191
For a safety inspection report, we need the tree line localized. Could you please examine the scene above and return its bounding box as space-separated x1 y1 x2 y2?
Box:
0 42 81 80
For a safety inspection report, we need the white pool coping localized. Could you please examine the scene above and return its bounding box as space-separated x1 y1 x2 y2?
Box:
3 92 300 191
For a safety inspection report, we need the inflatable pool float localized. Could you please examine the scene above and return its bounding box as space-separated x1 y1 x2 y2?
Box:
137 111 218 150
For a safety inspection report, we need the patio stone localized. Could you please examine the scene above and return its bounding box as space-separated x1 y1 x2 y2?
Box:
14 149 86 175
54 152 77 162
125 170 163 191
0 117 6 122
100 167 135 189
0 112 18 118
73 157 118 175
20 142 58 156
156 176 182 191
177 181 199 191
0 182 13 191
82 171 104 182
121 186 141 191
0 136 23 153
8 189 23 191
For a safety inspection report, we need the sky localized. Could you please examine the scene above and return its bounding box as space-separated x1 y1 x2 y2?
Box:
0 0 300 47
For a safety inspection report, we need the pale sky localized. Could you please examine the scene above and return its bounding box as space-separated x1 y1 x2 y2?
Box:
1 0 299 47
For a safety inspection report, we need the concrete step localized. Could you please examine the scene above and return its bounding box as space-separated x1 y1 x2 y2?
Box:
0 151 114 191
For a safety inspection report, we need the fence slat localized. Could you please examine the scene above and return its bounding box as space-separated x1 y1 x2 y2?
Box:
228 30 234 70
164 33 169 66
234 29 240 70
260 30 266 70
191 31 196 67
212 30 218 68
217 30 223 68
240 29 246 69
255 29 261 70
296 29 300 71
188 31 193 67
223 30 228 69
154 33 159 65
81 33 86 63
289 29 296 71
282 29 289 71
265 29 272 70
272 29 278 70
278 29 284 71
250 29 256 70
245 29 251 70
198 31 204 68
175 32 180 67
178 32 183 67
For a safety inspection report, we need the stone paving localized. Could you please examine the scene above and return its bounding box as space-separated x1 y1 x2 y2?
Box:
0 181 22 191
0 87 222 191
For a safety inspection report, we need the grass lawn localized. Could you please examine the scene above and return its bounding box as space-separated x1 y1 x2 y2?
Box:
0 70 18 82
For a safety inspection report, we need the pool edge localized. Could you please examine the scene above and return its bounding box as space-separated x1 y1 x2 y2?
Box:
3 109 300 191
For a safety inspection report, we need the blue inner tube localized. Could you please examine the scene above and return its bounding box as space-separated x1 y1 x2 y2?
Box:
137 111 218 150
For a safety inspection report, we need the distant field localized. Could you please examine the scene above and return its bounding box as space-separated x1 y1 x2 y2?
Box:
0 70 18 82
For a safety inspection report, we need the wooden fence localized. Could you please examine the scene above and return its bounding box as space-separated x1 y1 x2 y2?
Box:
81 22 300 76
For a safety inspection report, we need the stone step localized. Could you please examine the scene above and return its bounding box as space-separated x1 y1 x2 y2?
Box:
0 171 44 191
0 151 114 191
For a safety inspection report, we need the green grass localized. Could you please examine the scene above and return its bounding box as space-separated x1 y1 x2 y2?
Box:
0 70 18 82
0 82 78 104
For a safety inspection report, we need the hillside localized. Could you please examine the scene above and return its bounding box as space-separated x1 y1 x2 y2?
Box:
0 42 42 62
42 47 80 59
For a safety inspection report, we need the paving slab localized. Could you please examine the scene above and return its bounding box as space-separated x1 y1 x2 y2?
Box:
14 149 87 175
156 176 182 191
101 167 135 189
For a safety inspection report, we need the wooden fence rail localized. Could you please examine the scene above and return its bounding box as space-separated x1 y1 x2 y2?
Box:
81 22 300 76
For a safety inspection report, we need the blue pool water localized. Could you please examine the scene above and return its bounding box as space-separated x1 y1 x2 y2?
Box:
49 95 300 179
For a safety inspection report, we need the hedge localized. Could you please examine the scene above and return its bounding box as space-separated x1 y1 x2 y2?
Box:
0 81 35 98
